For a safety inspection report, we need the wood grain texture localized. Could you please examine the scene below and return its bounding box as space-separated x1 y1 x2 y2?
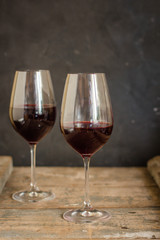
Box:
0 208 159 239
148 156 160 188
0 166 159 239
0 156 13 193
1 167 159 209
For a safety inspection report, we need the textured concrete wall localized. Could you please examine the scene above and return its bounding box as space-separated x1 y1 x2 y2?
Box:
0 0 159 166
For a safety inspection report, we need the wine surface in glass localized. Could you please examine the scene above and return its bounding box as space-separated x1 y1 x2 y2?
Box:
62 121 113 157
10 104 56 144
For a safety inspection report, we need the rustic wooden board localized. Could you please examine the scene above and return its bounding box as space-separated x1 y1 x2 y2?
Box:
1 185 160 209
0 167 159 209
6 167 157 187
148 156 160 188
0 156 13 193
0 166 159 239
0 239 153 240
0 208 159 239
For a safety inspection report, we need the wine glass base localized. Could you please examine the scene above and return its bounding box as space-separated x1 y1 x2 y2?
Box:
63 209 111 223
12 190 55 203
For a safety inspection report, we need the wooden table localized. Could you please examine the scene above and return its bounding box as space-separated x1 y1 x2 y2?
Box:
0 165 160 239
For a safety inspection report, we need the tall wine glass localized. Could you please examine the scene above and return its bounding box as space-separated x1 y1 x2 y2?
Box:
60 73 113 223
9 70 56 202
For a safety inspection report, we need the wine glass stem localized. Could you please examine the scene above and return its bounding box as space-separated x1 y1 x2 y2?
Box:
83 156 91 209
30 144 38 192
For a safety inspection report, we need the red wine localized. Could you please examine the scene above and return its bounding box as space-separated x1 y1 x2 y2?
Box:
9 104 56 144
62 121 113 157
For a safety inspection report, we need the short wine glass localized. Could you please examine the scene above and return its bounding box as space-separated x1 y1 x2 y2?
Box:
9 70 56 202
60 73 113 223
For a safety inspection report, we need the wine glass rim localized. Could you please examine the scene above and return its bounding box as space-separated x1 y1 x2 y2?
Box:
16 69 50 72
67 73 106 75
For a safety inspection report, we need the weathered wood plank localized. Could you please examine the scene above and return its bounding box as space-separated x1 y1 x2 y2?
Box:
0 156 13 193
0 208 159 239
1 184 160 209
5 237 160 240
148 156 160 188
0 166 159 239
0 239 158 240
0 167 159 209
7 167 157 187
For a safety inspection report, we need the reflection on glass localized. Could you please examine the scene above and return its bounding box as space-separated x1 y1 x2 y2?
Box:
60 73 113 223
9 70 56 202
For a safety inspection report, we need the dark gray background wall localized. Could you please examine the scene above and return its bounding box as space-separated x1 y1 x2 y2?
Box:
0 0 159 166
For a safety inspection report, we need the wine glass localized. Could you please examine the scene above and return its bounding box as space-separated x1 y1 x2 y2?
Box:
60 73 113 223
9 70 56 202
